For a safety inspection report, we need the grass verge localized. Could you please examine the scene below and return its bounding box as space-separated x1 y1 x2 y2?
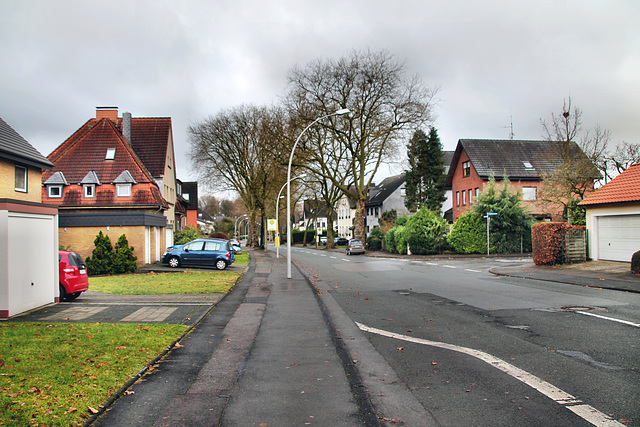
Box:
0 322 187 426
89 271 241 294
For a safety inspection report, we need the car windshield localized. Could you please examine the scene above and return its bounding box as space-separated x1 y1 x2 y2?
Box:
350 240 362 245
68 253 86 268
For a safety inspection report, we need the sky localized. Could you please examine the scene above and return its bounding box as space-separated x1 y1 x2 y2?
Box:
1 0 639 196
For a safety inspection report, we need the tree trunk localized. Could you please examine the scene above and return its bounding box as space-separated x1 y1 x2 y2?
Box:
353 197 366 244
249 212 259 248
326 209 335 248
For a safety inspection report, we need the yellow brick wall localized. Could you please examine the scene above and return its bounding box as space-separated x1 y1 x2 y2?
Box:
59 225 164 267
0 159 43 203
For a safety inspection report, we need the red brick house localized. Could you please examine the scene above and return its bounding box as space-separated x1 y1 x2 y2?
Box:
446 139 589 221
42 108 173 266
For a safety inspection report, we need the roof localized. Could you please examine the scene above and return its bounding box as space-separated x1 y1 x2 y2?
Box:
579 163 640 206
0 117 53 170
118 117 172 177
445 139 595 186
442 151 454 174
366 173 406 207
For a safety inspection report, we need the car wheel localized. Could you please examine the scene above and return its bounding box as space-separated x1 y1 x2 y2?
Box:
66 292 81 301
59 284 69 301
215 259 227 270
346 249 350 255
168 256 181 268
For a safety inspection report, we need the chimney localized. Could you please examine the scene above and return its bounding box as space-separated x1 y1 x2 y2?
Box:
96 106 118 121
122 112 132 145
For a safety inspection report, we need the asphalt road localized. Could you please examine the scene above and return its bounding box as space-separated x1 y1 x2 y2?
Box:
286 246 640 426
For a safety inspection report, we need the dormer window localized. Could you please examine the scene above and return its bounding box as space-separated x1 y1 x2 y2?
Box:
44 171 69 199
48 185 63 198
523 161 534 170
84 184 95 198
80 171 100 199
105 148 116 160
113 170 137 197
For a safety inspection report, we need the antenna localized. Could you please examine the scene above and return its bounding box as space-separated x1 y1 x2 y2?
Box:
501 115 514 140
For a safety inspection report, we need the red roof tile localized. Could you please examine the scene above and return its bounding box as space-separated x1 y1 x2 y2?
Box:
117 117 171 177
579 163 640 206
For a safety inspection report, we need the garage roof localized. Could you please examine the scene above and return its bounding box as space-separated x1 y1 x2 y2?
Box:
579 163 640 206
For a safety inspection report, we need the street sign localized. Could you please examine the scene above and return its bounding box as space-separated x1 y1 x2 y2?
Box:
267 219 277 231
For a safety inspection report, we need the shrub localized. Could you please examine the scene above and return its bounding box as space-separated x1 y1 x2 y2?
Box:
209 232 230 240
396 216 408 226
448 211 487 254
531 222 566 265
404 207 448 255
367 227 384 251
174 225 202 245
394 225 408 254
632 250 640 274
385 227 398 254
85 231 115 276
113 234 138 274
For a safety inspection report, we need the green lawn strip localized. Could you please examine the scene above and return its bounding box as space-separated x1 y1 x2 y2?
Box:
0 322 187 426
89 271 240 295
233 252 249 264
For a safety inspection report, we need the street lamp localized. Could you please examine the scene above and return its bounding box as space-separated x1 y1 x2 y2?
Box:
276 174 307 258
234 214 248 238
287 108 350 278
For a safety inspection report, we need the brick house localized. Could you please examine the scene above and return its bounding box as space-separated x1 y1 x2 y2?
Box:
445 139 588 222
579 163 640 262
0 117 58 317
42 108 172 266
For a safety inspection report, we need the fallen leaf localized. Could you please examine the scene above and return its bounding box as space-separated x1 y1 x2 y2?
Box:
68 407 78 413
174 343 184 348
396 347 404 351
88 406 99 414
431 362 437 365
259 423 268 427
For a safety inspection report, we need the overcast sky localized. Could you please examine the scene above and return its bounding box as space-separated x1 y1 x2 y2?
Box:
1 0 638 194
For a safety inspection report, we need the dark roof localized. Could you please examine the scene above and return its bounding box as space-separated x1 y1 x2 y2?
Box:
446 139 594 186
579 163 640 206
180 181 198 210
0 117 53 170
366 173 406 207
442 151 454 174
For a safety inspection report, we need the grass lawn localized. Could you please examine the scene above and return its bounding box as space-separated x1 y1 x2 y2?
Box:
0 322 187 426
89 271 241 294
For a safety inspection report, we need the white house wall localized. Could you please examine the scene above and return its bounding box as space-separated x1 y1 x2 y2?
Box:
585 204 640 261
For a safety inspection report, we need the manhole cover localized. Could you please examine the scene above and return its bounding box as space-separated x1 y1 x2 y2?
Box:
559 306 607 312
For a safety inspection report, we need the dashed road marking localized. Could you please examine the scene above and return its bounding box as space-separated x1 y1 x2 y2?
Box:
357 322 624 427
465 268 483 273
442 265 456 269
576 311 640 328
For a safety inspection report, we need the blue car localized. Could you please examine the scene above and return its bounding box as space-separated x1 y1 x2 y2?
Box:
162 238 235 270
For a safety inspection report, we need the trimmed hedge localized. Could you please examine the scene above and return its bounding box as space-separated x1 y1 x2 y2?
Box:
532 222 566 265
632 250 640 274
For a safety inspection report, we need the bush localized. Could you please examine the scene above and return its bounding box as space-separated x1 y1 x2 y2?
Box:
385 227 398 254
209 232 230 240
632 250 640 274
113 234 138 274
448 212 487 254
291 229 317 244
394 225 408 254
404 207 448 255
174 226 202 245
367 227 384 251
85 231 114 276
531 222 566 265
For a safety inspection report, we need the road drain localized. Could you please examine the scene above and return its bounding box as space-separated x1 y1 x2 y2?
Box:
559 305 605 312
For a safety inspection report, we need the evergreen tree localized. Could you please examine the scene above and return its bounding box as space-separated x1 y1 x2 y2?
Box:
113 234 138 274
85 231 114 276
404 127 447 212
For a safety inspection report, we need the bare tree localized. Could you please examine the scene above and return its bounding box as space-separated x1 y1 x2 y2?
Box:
286 49 437 242
188 105 290 248
605 141 640 180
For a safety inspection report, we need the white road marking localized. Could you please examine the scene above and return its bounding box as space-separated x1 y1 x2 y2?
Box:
425 262 439 266
342 259 350 262
330 256 337 259
576 311 640 328
320 254 327 257
356 322 624 427
442 265 456 269
465 269 483 273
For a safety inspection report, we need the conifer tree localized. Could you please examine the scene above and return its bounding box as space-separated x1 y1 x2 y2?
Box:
113 234 138 274
404 127 447 212
85 231 114 276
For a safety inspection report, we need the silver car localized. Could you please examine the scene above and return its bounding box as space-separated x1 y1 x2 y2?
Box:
346 239 365 255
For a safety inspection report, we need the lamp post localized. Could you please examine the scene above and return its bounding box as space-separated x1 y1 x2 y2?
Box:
234 214 248 238
276 174 306 258
287 108 350 278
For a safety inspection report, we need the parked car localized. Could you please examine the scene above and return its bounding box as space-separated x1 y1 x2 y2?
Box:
59 250 89 301
335 237 349 246
346 239 365 255
162 238 235 270
320 236 327 244
230 239 242 253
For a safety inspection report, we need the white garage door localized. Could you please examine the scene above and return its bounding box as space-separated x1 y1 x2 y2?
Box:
597 215 640 262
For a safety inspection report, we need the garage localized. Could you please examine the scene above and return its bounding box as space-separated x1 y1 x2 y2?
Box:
596 214 640 262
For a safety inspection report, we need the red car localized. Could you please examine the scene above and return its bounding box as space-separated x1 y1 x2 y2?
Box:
58 251 89 301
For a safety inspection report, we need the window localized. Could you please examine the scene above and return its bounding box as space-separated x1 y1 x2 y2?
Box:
204 241 222 251
456 191 460 206
475 187 479 198
48 185 62 198
400 187 406 197
468 189 473 205
523 161 534 170
84 184 95 198
116 184 131 197
462 190 466 206
14 165 27 192
105 148 116 160
523 187 537 201
462 161 471 177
